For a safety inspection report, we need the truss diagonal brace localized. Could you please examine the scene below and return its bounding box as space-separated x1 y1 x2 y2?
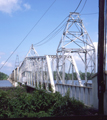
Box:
67 56 83 86
46 55 55 93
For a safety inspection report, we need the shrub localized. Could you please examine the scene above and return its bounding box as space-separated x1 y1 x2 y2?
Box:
0 87 92 118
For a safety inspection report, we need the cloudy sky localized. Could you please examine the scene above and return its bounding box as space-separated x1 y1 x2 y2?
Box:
0 0 98 75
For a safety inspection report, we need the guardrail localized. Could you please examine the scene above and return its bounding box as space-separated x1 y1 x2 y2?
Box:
55 83 92 107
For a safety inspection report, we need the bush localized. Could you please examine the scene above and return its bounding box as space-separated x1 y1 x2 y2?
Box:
0 90 9 118
0 87 92 118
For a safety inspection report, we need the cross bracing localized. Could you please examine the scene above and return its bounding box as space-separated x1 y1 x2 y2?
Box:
26 44 39 57
10 12 96 91
19 55 57 92
18 53 83 93
57 12 96 84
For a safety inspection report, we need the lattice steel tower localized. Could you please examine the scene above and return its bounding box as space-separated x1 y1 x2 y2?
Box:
15 55 19 68
26 44 39 57
57 12 96 84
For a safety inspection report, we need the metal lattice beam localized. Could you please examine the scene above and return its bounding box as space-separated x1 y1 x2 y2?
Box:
57 12 96 85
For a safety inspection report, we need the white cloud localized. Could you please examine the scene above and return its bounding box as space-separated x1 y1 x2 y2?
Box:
93 42 98 53
73 54 82 61
1 61 13 67
0 52 5 59
10 51 14 54
0 0 21 14
0 52 5 55
0 0 31 14
23 3 31 10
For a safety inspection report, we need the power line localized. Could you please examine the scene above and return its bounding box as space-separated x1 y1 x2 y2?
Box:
80 0 87 13
33 16 68 46
35 22 66 47
74 0 82 12
0 0 56 70
34 0 83 46
81 12 98 15
0 0 82 70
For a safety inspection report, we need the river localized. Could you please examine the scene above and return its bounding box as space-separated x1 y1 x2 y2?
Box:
0 79 92 87
44 80 92 86
0 80 13 87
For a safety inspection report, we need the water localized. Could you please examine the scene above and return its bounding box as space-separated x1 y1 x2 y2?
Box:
54 80 92 85
65 80 92 85
0 80 13 87
44 80 92 86
0 79 91 87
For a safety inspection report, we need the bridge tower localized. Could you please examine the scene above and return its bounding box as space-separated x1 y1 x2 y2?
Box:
15 55 19 68
26 44 39 57
57 12 96 85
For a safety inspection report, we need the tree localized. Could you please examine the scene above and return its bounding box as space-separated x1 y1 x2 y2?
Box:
0 72 8 80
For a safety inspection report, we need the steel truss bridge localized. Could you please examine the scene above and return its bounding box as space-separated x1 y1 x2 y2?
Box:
9 12 96 107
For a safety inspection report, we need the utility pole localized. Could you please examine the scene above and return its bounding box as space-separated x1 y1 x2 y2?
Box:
98 0 105 115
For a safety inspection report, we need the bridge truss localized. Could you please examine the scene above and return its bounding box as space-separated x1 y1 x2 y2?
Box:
19 55 59 93
18 54 82 92
10 12 96 92
8 12 96 108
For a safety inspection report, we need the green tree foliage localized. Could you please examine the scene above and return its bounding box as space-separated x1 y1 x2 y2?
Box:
0 87 94 118
53 71 93 80
0 72 8 80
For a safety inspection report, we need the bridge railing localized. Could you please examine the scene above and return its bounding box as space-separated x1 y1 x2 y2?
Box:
55 83 92 107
